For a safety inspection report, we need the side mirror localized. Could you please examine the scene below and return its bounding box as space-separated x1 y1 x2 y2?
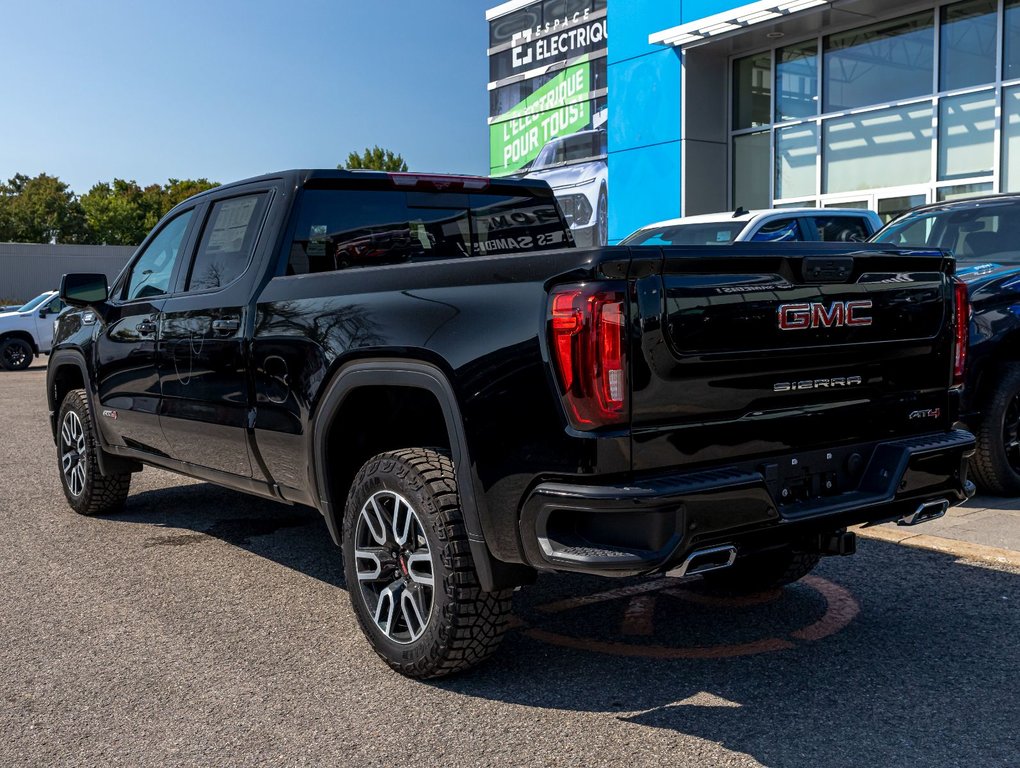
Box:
38 308 47 319
61 273 109 307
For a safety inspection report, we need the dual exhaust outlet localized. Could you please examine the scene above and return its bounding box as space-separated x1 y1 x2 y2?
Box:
664 498 950 579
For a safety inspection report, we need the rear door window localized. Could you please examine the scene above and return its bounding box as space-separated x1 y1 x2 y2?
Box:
186 193 269 291
749 217 803 242
807 215 871 242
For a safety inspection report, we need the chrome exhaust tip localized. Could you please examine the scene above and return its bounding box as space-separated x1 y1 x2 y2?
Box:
898 498 950 527
665 544 737 578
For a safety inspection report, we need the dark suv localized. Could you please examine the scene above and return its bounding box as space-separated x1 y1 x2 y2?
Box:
872 193 1020 494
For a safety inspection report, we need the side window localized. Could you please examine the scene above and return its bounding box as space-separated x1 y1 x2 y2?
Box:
810 215 871 242
187 194 268 292
45 297 64 314
123 210 193 301
750 217 803 242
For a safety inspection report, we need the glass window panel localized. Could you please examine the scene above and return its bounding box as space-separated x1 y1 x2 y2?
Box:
733 53 771 130
1006 0 1020 81
1003 86 1020 192
124 210 192 301
808 215 873 241
823 103 933 194
824 13 934 112
938 90 995 181
188 194 267 292
776 41 818 121
877 194 927 224
776 123 817 199
774 200 816 208
733 131 771 209
824 199 869 209
937 182 994 201
940 0 997 91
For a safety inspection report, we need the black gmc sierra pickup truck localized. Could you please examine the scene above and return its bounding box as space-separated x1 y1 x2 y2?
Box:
48 169 975 678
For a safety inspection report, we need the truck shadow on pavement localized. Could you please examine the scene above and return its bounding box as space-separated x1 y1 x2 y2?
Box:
118 482 1018 768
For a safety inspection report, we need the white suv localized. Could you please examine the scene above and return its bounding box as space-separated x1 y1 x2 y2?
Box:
623 208 882 246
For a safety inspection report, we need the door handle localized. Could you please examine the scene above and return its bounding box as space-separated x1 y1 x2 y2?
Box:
137 319 157 336
212 318 241 334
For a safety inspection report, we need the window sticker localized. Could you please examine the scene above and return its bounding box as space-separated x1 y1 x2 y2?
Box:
716 230 732 242
206 196 259 254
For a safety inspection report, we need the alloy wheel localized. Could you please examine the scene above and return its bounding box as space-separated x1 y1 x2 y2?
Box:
60 410 88 497
3 342 28 369
353 490 435 644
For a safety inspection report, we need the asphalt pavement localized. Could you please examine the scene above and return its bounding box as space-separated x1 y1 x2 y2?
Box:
2 364 1017 768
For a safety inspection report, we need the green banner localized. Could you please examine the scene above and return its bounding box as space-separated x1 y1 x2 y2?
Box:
490 56 592 176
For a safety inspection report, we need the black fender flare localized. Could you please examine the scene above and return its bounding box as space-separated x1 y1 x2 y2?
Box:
47 349 141 476
310 359 522 591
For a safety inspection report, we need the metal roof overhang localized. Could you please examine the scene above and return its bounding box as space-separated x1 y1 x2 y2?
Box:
650 0 831 49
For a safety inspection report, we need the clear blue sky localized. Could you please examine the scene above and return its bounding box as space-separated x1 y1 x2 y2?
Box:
0 0 496 194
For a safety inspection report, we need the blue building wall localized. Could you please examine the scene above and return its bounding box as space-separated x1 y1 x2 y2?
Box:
606 0 748 241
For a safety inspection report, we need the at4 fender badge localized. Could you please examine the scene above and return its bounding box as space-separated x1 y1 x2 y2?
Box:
102 409 118 420
774 376 863 392
778 300 873 330
909 408 941 420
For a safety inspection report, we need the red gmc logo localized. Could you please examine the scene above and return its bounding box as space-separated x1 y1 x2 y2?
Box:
778 300 873 330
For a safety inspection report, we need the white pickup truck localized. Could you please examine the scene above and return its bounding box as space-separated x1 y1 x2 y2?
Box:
0 291 64 370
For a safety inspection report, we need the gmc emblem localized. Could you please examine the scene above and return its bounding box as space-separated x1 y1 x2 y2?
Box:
778 300 873 331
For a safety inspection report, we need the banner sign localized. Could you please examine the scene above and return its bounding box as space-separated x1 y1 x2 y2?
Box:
489 58 591 175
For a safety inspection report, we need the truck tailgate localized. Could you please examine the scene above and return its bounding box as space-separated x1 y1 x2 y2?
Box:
630 244 956 473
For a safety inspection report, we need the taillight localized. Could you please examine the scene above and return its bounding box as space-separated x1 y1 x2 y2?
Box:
953 278 969 388
549 284 628 429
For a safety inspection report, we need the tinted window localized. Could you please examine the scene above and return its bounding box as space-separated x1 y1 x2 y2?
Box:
750 218 803 242
187 194 267 292
940 0 996 91
124 210 193 301
285 187 569 275
809 216 871 242
873 203 1020 259
17 292 54 312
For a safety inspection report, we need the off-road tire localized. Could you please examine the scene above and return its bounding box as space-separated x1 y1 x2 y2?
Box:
57 389 131 515
342 448 513 679
703 547 820 594
0 337 33 370
969 364 1020 496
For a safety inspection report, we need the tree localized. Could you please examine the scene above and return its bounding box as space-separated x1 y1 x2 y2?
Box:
340 146 408 172
80 177 219 245
0 173 86 243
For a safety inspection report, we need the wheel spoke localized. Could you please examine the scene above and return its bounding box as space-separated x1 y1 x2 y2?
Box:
354 547 392 582
362 498 389 545
61 420 73 446
400 586 428 641
373 581 402 637
61 451 74 473
405 552 434 588
392 496 412 546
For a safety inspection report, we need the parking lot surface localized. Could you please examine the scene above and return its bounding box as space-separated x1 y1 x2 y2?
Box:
2 365 1018 767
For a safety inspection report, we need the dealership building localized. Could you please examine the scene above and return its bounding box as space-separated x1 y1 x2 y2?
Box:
486 0 1020 243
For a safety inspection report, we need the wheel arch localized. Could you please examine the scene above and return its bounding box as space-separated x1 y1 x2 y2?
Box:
310 359 530 591
0 330 39 356
47 349 141 476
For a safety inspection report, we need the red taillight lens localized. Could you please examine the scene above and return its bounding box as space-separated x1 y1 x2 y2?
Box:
549 285 628 429
953 278 969 387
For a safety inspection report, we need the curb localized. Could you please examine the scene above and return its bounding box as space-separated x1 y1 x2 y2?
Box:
854 525 1020 569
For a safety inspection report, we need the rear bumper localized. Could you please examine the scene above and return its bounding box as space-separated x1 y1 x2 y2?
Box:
518 429 976 576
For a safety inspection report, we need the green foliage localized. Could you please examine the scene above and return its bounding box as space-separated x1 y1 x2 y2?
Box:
340 146 408 172
0 173 87 243
1 174 220 246
80 178 218 245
